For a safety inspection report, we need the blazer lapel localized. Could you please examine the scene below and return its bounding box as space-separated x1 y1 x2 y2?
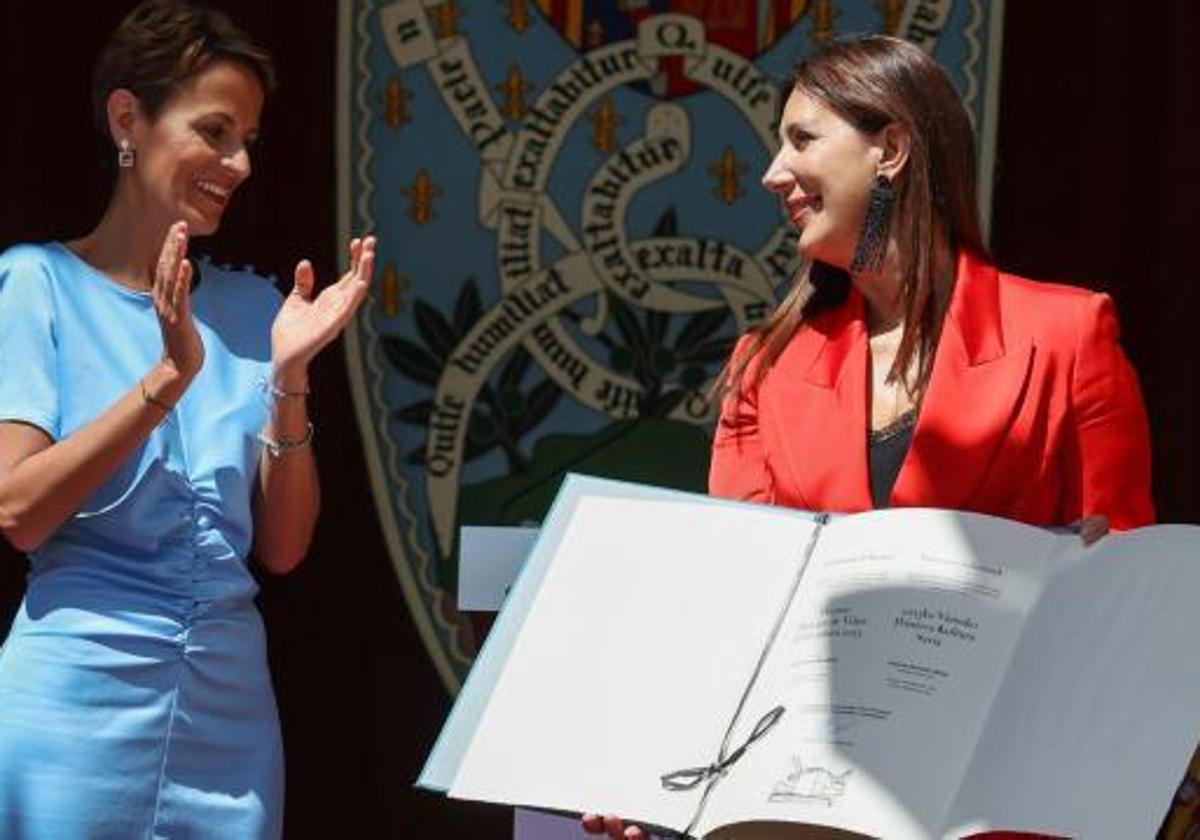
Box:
766 290 873 513
893 252 1033 509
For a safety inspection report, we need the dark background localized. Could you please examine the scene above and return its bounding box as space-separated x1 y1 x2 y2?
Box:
2 3 1198 838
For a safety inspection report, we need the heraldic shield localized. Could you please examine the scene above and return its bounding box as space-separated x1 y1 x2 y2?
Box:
336 0 1005 692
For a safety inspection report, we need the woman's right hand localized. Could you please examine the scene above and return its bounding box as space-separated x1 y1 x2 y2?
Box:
582 813 648 839
153 221 204 386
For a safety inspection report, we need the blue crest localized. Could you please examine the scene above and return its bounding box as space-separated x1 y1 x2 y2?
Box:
338 0 1005 690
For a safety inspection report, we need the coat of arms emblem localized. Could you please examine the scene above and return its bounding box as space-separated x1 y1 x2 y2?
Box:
338 0 1004 690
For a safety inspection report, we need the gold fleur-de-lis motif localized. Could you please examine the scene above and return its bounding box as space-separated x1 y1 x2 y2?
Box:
585 19 605 49
810 0 839 47
382 76 412 129
874 0 905 35
508 0 531 34
428 0 464 39
589 95 625 153
495 65 535 121
401 170 444 226
708 147 747 205
380 263 413 316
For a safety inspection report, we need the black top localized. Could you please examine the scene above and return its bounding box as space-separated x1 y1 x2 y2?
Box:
869 411 916 508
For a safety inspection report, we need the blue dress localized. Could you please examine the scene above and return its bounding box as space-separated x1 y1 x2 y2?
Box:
0 243 284 838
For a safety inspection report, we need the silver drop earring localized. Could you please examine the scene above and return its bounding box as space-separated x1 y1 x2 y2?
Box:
118 138 135 168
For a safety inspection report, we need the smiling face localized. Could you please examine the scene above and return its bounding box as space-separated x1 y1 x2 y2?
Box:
762 88 885 270
118 60 264 236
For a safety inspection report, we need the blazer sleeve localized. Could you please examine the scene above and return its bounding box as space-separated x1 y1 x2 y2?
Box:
708 334 775 504
1063 293 1154 529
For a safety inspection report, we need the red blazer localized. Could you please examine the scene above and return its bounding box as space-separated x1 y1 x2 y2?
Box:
710 250 1154 530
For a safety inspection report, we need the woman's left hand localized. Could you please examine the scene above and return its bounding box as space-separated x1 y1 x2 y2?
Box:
271 236 376 373
582 813 647 839
1075 514 1110 546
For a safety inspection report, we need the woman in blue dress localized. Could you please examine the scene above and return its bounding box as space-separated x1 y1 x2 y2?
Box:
0 2 374 836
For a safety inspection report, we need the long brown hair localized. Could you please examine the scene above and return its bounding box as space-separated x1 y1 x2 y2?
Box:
725 35 987 400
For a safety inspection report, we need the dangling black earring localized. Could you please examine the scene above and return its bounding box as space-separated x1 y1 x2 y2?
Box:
850 175 896 276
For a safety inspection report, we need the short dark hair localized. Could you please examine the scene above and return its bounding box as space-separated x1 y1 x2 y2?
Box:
91 0 275 144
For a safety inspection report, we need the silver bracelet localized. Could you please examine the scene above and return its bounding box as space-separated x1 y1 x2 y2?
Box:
257 422 314 458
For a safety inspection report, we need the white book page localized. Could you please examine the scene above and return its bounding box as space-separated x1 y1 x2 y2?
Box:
450 495 819 833
946 524 1200 839
701 509 1061 839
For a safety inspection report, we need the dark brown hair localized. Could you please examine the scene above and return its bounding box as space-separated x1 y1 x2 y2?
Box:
726 35 987 400
91 0 275 147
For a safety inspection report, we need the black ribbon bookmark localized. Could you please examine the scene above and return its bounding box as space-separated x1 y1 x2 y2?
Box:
660 704 785 792
658 513 830 839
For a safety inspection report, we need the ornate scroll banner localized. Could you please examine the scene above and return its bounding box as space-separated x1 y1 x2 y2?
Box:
337 0 1006 693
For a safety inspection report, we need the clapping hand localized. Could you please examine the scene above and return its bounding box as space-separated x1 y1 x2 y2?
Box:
154 220 205 382
271 236 376 374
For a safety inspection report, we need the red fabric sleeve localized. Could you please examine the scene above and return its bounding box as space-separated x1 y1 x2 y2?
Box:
1064 293 1154 529
708 335 775 504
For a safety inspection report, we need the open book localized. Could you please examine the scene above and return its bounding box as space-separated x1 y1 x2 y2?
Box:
420 475 1200 839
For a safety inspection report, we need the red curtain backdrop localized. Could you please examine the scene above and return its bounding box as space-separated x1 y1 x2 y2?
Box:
2 3 1198 837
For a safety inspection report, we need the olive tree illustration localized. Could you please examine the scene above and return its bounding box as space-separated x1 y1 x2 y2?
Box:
384 278 562 474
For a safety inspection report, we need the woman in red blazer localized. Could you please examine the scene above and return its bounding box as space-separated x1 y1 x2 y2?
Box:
707 37 1153 535
587 33 1154 840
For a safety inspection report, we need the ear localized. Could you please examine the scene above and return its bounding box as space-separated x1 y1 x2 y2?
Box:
875 122 911 181
105 88 143 148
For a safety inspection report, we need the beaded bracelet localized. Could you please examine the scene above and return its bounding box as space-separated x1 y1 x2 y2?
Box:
268 382 310 399
140 377 174 414
258 376 309 400
257 422 315 458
